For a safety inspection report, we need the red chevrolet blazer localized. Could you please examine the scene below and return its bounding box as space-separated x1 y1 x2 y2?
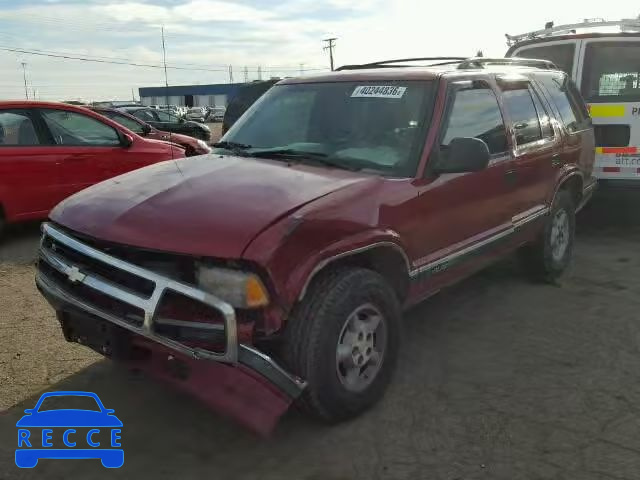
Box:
35 58 596 433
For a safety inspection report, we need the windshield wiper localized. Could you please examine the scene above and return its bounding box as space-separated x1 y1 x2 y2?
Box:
248 148 362 171
212 141 253 156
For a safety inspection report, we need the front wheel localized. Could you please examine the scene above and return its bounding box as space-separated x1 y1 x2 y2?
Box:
519 190 575 283
282 268 401 422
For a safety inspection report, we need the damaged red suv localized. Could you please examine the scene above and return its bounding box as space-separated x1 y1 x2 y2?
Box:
36 57 595 433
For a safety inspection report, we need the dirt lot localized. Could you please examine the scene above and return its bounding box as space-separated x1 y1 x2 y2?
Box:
1 188 639 480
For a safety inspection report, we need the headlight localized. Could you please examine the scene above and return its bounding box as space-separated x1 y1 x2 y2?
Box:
196 139 211 152
196 265 269 308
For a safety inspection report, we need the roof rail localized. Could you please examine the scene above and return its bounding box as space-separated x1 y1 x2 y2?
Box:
457 57 558 70
506 18 640 45
336 57 467 71
336 56 557 72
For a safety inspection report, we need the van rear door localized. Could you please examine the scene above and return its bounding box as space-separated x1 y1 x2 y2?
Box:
577 38 640 181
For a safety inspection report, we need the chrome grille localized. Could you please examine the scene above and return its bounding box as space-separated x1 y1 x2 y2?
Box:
36 223 238 363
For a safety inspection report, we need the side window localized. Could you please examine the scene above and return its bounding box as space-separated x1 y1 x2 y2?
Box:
134 110 157 122
0 110 40 146
514 43 575 75
581 42 640 103
155 110 176 122
530 88 554 138
502 87 542 146
40 109 121 146
105 112 145 134
441 87 508 157
539 74 587 133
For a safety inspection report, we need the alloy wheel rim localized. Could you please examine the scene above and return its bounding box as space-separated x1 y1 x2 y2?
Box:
335 303 387 393
550 209 570 261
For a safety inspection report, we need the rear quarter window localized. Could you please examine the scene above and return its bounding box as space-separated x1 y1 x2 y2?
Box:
538 73 590 133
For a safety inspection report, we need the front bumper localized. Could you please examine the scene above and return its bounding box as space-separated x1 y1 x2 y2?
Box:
36 223 306 432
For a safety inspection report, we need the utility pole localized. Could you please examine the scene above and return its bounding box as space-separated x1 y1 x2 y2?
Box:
257 66 262 80
21 62 29 99
299 63 304 76
228 65 234 83
243 66 249 83
131 88 136 102
323 38 337 71
161 26 169 107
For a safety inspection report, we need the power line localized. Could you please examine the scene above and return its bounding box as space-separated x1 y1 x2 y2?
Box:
0 44 327 73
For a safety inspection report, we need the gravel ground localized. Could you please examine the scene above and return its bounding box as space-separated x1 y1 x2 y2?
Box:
0 187 639 480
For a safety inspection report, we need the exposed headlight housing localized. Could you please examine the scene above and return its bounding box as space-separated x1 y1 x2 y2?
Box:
196 265 269 309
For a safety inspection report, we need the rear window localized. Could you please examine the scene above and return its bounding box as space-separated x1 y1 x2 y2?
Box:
581 41 640 103
513 43 575 75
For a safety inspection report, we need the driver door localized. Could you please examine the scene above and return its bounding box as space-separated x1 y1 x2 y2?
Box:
403 81 518 297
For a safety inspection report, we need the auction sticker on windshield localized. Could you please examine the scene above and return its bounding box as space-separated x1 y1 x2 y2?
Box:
351 86 407 98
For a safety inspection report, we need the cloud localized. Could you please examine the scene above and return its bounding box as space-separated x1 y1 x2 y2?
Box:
0 0 638 101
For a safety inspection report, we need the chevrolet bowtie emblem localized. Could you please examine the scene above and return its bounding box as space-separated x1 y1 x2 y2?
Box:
66 266 86 284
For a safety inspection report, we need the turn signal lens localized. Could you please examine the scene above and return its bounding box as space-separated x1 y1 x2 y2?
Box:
245 276 269 308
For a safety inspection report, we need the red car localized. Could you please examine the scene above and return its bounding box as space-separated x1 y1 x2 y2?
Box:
89 107 212 157
0 101 184 235
36 58 595 433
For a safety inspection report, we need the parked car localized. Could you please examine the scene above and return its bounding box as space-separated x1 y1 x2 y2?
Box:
186 107 207 122
222 79 278 134
506 18 640 187
0 101 185 235
120 106 210 141
90 107 211 156
208 106 226 122
35 58 595 432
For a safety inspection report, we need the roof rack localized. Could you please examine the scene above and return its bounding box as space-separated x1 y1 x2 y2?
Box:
457 57 557 70
336 57 467 71
336 56 557 71
506 18 640 45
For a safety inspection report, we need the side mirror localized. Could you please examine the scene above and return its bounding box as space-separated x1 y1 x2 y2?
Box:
24 409 34 414
141 124 152 135
121 133 134 148
433 137 490 174
105 409 115 414
179 117 185 123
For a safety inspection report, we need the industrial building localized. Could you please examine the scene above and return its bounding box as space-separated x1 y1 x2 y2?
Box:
138 82 245 108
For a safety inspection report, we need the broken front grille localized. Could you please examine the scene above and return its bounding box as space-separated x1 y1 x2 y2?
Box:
36 223 238 363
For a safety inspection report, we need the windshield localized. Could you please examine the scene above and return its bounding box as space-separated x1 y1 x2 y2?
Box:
581 41 640 103
513 43 575 75
37 395 101 412
221 81 435 176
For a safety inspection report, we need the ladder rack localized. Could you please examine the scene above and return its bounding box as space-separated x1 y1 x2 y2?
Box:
506 18 640 45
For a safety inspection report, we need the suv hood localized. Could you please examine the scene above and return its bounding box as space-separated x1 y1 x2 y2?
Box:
50 155 372 258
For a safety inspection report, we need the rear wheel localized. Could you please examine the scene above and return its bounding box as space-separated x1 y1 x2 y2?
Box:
519 190 575 283
282 268 401 422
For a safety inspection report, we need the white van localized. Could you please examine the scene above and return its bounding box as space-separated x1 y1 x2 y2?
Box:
506 19 640 185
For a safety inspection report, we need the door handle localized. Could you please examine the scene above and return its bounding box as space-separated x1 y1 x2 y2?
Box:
504 168 517 185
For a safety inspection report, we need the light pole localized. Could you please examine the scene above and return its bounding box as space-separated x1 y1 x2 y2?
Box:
21 62 29 99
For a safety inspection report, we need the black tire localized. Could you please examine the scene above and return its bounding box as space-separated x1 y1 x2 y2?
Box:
519 190 575 283
0 207 5 240
282 268 401 422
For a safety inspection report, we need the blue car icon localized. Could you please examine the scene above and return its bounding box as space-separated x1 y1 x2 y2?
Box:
16 391 123 468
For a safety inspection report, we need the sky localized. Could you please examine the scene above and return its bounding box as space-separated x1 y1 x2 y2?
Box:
0 0 637 101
